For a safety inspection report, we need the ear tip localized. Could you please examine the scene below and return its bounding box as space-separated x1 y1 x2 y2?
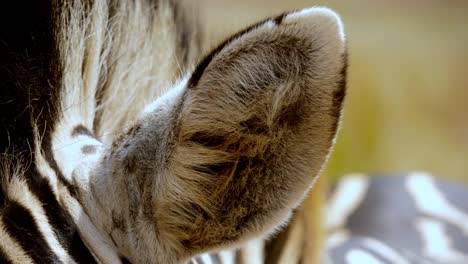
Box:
285 7 346 43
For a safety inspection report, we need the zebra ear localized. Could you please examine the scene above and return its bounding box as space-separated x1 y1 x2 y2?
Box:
165 7 346 257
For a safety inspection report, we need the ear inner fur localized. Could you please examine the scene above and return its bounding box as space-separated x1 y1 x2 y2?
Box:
80 6 346 263
158 7 347 258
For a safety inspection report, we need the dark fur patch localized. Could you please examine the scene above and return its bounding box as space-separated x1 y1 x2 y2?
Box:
272 12 287 25
0 246 12 263
122 153 138 174
112 210 126 231
81 145 97 154
120 256 132 264
329 51 348 139
188 15 276 88
334 52 348 111
277 100 303 130
0 1 61 157
240 115 269 135
72 125 95 138
189 132 225 148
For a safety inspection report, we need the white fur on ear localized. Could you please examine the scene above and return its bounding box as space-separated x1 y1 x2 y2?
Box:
285 7 346 43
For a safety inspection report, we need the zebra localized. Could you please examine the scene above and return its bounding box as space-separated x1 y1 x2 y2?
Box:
0 1 345 263
324 172 468 264
1 1 467 263
192 173 468 264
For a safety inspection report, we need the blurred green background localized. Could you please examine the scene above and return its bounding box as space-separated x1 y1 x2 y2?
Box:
197 0 468 182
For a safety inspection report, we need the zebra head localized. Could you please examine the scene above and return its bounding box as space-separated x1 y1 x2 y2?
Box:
0 1 346 263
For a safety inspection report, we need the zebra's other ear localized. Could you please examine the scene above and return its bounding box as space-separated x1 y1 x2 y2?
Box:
164 7 346 258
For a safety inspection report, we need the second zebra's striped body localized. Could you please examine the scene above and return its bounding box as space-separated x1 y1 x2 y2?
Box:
190 173 468 264
326 173 468 264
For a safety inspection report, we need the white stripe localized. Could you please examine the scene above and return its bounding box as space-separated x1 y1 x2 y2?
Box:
34 128 60 194
141 75 188 117
326 229 350 249
61 193 122 264
52 129 103 181
34 148 121 263
219 249 235 264
278 218 304 264
200 254 213 264
345 249 385 264
326 174 369 230
361 237 410 264
243 238 264 264
406 172 468 235
8 179 76 264
415 218 468 263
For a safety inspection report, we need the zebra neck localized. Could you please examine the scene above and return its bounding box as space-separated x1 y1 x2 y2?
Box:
75 146 171 263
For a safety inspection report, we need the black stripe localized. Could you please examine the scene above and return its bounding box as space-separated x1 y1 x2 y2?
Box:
69 231 98 264
346 177 422 251
195 256 205 264
0 0 78 199
2 200 60 263
27 168 97 264
0 1 60 156
0 0 62 213
169 0 198 67
361 244 394 264
0 246 13 264
72 125 96 138
272 12 287 25
210 253 222 264
81 145 97 154
234 249 243 264
120 256 132 264
264 221 293 263
328 51 348 141
188 14 277 88
42 134 79 197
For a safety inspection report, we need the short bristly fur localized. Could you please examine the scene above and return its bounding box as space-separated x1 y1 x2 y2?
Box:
80 6 347 263
0 1 346 263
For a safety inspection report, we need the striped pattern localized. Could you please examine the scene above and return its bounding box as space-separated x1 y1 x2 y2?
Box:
0 0 190 262
187 173 468 264
188 173 468 264
326 173 468 264
1 1 467 263
1 169 467 263
0 130 115 263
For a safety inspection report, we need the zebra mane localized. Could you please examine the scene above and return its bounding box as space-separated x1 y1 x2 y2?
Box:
55 0 200 145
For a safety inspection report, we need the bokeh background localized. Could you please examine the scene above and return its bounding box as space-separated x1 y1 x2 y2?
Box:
198 0 468 182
